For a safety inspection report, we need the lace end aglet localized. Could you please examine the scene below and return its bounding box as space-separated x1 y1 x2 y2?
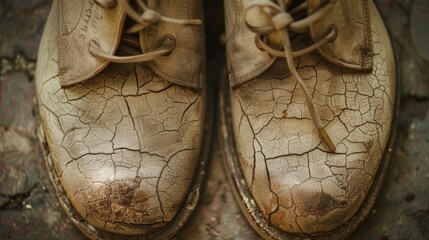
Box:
319 128 336 153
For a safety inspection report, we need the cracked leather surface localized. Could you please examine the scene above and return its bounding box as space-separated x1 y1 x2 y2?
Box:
36 0 205 235
227 1 395 235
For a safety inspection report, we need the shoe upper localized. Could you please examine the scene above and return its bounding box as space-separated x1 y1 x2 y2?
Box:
57 0 205 89
225 0 395 235
36 0 205 235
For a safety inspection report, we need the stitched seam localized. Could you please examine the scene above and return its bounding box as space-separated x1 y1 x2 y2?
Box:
58 0 63 35
188 0 203 44
237 59 273 80
61 62 109 85
59 0 85 36
149 62 202 89
362 0 373 68
225 0 239 44
232 55 276 85
344 1 364 24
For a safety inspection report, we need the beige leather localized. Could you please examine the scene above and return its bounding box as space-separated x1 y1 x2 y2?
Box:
140 0 206 89
58 0 205 89
308 0 373 70
58 0 125 87
226 0 373 87
224 0 395 236
37 0 206 236
224 0 277 86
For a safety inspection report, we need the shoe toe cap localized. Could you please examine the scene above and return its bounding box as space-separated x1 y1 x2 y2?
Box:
57 149 197 235
250 150 376 235
268 179 361 235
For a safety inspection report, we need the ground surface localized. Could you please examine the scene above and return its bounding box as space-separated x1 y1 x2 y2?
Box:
0 0 428 239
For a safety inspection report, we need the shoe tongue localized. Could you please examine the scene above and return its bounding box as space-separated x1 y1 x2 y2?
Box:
57 0 126 87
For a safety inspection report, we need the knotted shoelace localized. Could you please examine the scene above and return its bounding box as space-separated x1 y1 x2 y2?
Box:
244 0 337 152
89 0 201 63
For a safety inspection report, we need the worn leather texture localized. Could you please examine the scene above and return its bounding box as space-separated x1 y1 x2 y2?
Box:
58 0 126 87
225 0 374 87
224 0 277 86
308 0 373 71
37 0 206 235
58 0 205 90
225 0 395 235
141 0 206 90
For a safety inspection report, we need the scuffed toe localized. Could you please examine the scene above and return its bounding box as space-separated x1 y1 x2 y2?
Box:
58 149 196 235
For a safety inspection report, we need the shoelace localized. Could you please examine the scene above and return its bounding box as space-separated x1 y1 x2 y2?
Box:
244 0 337 152
89 0 201 63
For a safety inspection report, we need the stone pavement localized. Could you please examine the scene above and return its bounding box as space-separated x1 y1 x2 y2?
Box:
0 0 428 239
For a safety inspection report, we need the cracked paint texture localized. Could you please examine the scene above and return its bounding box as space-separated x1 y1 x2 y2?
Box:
230 3 395 235
35 1 205 235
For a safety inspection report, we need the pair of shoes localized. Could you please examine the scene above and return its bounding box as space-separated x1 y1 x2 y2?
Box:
36 0 397 239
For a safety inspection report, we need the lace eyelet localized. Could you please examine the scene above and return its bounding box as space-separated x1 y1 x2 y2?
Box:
255 34 269 52
326 24 338 43
158 34 176 56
